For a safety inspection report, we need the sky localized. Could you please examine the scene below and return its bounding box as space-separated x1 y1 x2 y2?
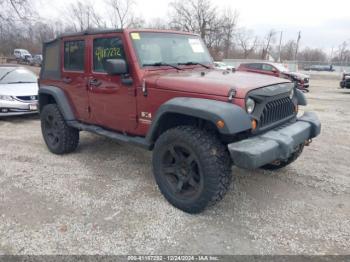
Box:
36 0 350 52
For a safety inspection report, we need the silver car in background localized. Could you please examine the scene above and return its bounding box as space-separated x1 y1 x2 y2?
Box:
0 65 39 116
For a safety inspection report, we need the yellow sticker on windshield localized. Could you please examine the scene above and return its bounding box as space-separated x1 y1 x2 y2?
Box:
131 33 141 40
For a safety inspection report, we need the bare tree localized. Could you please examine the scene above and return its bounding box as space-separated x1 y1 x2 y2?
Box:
261 29 276 60
297 47 327 62
0 0 37 55
106 0 136 28
0 0 35 23
279 40 297 61
236 28 258 58
335 41 350 64
146 18 169 30
218 8 238 58
170 0 217 42
66 1 103 32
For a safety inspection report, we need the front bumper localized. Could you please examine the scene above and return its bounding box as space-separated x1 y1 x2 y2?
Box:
0 99 38 116
228 112 321 169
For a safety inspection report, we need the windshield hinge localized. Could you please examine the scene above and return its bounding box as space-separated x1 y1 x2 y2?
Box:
142 79 148 97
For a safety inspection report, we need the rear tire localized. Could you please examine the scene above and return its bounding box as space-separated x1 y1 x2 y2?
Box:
152 126 232 214
261 144 304 171
40 104 79 154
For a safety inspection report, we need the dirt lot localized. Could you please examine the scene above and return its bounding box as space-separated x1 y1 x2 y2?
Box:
0 68 349 255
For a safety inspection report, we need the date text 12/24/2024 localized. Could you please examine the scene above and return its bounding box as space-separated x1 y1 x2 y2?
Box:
127 255 220 261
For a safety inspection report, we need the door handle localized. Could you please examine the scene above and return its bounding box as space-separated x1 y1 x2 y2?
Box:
62 77 72 84
89 78 102 87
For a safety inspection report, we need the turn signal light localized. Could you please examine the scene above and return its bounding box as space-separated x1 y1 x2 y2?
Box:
216 120 225 129
251 120 257 130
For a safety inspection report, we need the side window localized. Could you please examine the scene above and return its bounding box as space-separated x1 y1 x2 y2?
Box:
247 63 262 70
93 37 126 72
64 40 85 71
262 64 274 71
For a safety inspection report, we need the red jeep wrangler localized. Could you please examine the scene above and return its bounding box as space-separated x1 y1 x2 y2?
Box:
39 29 321 213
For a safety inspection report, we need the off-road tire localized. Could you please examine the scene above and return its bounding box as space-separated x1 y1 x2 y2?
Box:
152 126 232 214
261 144 304 171
41 104 79 155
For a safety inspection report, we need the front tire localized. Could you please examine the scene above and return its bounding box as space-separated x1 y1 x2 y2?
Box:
152 126 232 214
40 104 79 154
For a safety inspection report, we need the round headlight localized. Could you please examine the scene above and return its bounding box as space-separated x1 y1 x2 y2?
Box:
246 98 255 114
289 88 294 99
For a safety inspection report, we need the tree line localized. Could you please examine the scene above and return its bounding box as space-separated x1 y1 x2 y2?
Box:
1 0 349 64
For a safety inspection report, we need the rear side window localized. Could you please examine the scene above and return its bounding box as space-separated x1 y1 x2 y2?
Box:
64 40 85 71
247 63 262 70
41 39 61 80
262 64 274 71
93 37 126 72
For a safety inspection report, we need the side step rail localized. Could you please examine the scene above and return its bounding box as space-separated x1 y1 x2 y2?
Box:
67 121 151 150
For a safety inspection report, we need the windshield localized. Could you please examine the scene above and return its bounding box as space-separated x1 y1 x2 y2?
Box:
274 63 289 72
0 68 37 84
131 32 213 67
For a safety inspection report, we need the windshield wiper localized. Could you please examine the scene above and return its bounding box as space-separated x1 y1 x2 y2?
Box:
178 62 210 69
7 81 36 84
143 62 182 70
0 69 16 81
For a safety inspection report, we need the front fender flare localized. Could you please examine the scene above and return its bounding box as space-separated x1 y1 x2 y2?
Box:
146 97 252 143
296 89 307 106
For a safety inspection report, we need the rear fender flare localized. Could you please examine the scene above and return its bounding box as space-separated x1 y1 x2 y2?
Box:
39 85 75 121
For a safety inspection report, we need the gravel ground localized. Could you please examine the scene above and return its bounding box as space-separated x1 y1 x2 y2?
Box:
0 70 349 255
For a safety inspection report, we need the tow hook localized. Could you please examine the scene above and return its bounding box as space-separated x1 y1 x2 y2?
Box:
304 139 312 146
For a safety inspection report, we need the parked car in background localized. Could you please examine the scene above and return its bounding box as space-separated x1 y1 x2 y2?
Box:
237 62 310 92
304 65 335 72
30 54 43 67
13 49 32 64
214 61 235 72
0 65 38 116
340 72 350 89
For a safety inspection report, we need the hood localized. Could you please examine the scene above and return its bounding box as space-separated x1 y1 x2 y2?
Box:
0 82 38 96
283 71 309 79
145 70 290 98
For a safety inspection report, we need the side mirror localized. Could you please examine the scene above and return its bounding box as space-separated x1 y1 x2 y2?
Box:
104 59 128 75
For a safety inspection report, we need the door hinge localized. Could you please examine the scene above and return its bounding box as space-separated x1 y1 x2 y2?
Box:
142 79 148 97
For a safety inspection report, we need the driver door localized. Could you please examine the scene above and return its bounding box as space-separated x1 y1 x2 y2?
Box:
87 33 137 133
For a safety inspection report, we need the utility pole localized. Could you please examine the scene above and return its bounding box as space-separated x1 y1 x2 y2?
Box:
278 31 283 62
294 31 301 61
330 46 334 64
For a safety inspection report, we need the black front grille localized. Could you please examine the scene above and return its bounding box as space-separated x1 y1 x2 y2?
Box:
259 97 295 128
15 96 38 101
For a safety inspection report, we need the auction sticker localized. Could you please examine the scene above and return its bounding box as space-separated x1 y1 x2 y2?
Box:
188 38 204 53
131 33 141 40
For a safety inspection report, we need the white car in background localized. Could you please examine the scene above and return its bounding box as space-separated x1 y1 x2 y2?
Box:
214 61 235 72
0 65 38 116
